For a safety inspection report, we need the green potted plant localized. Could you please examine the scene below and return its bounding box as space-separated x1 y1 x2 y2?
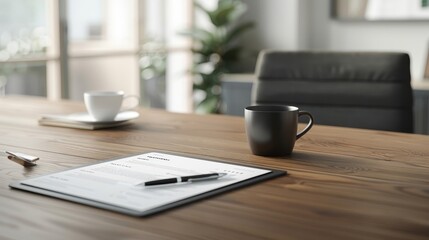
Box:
182 0 253 113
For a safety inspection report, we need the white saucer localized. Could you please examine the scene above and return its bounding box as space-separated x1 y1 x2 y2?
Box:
67 111 140 123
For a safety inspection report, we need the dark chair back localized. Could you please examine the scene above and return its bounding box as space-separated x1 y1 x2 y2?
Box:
253 51 413 133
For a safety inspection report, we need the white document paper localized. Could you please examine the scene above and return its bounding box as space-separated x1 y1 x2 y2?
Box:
21 152 271 212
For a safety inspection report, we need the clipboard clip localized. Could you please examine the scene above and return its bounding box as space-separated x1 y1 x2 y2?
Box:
3 151 39 167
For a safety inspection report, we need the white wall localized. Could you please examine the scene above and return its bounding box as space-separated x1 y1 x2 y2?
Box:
237 0 310 72
240 0 306 50
309 0 429 80
240 0 429 80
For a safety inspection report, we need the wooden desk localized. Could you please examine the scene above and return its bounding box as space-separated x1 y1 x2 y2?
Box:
1 96 428 240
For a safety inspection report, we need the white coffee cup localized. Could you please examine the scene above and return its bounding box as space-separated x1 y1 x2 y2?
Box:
84 91 139 122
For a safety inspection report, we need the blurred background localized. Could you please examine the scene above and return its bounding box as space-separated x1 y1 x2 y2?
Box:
0 0 429 117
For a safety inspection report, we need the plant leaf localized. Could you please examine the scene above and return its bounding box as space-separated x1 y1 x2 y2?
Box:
226 22 254 43
218 0 235 8
222 46 242 62
194 1 211 16
226 1 247 23
178 28 214 42
209 4 236 27
196 95 220 114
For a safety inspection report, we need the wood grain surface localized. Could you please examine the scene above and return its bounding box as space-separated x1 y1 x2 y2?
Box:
0 96 428 240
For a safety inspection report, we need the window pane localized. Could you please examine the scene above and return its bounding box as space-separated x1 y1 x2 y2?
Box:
140 0 193 112
0 0 49 97
140 42 167 108
67 0 137 51
67 0 104 41
67 0 140 101
2 62 47 96
0 0 49 59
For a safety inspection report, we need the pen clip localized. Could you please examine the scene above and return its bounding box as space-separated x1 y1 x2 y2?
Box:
188 175 221 182
4 151 39 167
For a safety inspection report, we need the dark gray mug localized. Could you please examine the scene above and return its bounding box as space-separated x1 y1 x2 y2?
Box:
244 105 314 156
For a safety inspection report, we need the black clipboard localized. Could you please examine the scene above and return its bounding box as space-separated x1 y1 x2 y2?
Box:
9 152 286 217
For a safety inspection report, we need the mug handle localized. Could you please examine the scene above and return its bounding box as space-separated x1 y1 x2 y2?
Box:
121 95 140 111
296 111 314 140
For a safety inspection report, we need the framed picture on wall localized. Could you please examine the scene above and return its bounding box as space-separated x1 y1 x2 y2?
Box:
332 0 429 21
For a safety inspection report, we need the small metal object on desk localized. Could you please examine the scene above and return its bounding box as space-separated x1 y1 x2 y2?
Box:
2 151 39 167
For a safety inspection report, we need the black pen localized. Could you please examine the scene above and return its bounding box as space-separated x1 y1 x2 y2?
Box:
141 173 227 187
